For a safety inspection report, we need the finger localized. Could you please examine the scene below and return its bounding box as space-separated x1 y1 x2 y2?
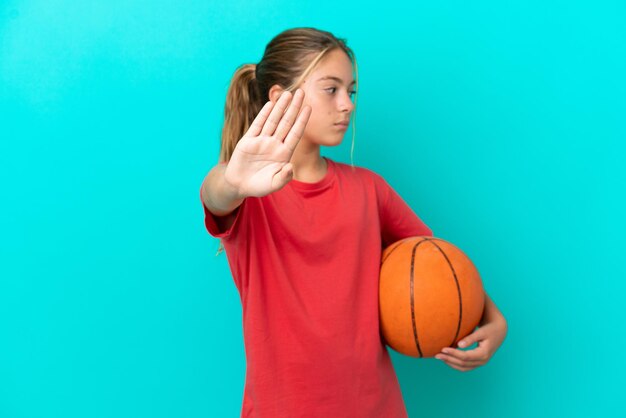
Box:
435 351 473 369
283 105 311 152
443 347 486 361
447 339 490 357
442 361 474 372
435 352 483 366
273 89 304 141
246 100 274 137
271 163 294 190
437 347 488 367
457 328 485 348
260 91 293 137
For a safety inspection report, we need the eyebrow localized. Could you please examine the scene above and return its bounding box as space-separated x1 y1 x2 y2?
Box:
316 76 356 86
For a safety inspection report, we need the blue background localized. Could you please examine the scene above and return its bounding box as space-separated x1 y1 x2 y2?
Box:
1 1 624 417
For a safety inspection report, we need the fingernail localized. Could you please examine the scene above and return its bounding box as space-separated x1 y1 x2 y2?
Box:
435 355 443 360
442 349 449 354
458 341 466 347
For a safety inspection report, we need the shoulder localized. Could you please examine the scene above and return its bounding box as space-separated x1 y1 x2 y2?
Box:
330 159 392 203
331 159 387 185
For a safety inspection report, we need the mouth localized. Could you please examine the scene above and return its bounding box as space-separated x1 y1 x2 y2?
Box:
334 121 350 128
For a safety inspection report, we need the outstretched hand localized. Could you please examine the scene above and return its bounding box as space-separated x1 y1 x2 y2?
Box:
224 89 311 198
434 316 507 372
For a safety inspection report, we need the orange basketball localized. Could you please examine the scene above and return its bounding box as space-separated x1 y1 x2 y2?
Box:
379 236 485 358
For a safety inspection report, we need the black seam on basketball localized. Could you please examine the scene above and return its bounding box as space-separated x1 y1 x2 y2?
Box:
426 239 463 348
410 240 429 358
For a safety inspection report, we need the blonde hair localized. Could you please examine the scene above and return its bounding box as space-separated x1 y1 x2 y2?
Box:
219 27 359 165
215 28 359 256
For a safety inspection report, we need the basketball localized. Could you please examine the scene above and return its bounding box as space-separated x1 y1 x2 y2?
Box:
379 236 485 358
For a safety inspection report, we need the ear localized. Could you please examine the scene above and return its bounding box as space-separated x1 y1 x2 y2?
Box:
268 84 285 103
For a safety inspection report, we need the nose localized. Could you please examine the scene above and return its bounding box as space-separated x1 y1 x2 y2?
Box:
338 90 355 113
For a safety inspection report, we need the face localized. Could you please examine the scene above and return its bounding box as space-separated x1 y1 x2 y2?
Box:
298 49 356 147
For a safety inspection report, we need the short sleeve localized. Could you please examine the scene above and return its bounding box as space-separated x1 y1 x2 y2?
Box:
375 174 433 247
199 185 245 239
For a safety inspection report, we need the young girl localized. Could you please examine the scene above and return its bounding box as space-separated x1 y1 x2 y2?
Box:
200 27 507 418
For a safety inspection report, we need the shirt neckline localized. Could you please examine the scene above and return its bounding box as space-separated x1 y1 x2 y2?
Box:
287 157 336 192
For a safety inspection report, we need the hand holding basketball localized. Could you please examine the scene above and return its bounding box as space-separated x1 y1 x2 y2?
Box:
379 236 485 358
379 235 508 372
225 89 311 198
435 307 508 372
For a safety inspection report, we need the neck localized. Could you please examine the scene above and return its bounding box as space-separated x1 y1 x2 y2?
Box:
290 142 327 183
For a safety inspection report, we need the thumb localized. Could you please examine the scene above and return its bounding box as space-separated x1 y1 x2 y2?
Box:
282 162 294 181
273 163 293 189
457 327 484 348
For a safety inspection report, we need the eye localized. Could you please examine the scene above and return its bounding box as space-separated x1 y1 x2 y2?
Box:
349 90 357 98
325 87 337 94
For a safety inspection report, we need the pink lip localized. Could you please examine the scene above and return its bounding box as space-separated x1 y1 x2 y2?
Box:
335 122 350 128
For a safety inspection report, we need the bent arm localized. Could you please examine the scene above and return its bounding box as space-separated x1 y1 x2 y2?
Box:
480 292 507 329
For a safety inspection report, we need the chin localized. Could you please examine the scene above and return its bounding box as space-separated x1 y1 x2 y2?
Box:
321 132 347 147
320 139 344 148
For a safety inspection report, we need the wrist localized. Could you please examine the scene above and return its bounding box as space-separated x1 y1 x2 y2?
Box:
202 163 246 217
222 163 246 201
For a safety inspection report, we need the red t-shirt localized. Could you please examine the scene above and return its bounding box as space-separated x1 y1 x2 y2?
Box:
200 157 433 418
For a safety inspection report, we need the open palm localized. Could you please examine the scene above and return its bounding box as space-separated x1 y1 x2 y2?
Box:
224 89 311 198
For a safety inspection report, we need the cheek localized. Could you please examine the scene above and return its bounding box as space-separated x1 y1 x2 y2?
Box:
303 102 321 126
303 113 321 134
302 112 329 140
303 93 328 113
305 109 328 130
304 100 332 122
301 94 333 132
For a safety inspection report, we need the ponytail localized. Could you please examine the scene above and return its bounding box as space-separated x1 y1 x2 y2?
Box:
218 28 357 166
219 64 263 163
214 28 358 256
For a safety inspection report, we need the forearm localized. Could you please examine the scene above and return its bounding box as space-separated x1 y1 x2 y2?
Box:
480 292 507 328
201 163 245 216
